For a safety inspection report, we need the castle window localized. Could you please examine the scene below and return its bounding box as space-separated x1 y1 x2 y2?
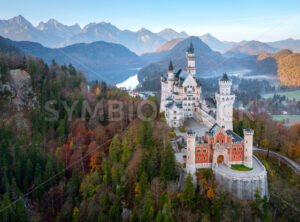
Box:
203 149 206 153
234 155 236 159
197 157 200 160
221 140 224 144
203 157 206 160
239 155 241 158
197 149 200 153
239 148 242 151
233 148 236 151
217 140 219 144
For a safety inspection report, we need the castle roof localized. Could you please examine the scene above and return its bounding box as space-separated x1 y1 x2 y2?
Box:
168 60 174 71
205 97 216 108
165 101 182 109
207 124 243 143
221 73 230 81
208 123 219 135
244 127 254 133
226 130 243 143
187 42 194 54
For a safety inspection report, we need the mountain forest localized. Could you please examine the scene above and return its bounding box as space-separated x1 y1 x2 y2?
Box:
0 47 299 222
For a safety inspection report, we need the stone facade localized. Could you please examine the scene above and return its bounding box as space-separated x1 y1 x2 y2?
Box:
186 124 253 174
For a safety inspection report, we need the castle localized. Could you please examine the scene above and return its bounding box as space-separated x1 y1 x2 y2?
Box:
160 42 254 174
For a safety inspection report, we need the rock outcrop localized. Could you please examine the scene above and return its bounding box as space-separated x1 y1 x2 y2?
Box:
0 69 38 128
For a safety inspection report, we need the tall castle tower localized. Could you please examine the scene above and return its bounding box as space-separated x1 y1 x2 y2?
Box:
168 60 174 81
215 74 235 130
160 61 175 113
186 42 196 76
186 130 196 174
243 128 254 168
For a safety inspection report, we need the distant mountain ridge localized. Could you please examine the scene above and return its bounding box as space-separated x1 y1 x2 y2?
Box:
157 29 188 41
224 41 278 58
138 36 225 90
0 15 190 54
0 35 142 84
267 38 300 52
199 33 235 52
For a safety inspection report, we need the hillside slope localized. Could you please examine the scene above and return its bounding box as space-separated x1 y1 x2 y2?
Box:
258 49 300 87
199 33 234 52
0 36 142 84
224 41 278 57
138 36 224 90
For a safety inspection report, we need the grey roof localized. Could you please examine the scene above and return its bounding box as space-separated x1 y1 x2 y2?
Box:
205 97 216 108
165 101 182 109
179 70 189 79
221 73 230 81
187 42 194 54
168 60 174 71
226 130 243 143
187 129 194 135
196 78 201 87
244 127 254 133
208 110 216 118
208 124 219 135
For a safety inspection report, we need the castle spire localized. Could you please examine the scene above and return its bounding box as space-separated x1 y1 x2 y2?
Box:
168 60 174 71
221 73 229 81
187 41 194 54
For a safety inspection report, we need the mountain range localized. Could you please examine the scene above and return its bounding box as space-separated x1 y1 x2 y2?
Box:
137 37 287 90
0 15 188 54
2 15 300 55
0 36 142 84
1 15 300 87
223 41 278 58
198 33 235 52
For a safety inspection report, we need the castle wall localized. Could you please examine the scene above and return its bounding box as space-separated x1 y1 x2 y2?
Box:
213 156 269 200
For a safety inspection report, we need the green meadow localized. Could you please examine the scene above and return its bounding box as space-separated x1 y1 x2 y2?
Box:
262 89 300 101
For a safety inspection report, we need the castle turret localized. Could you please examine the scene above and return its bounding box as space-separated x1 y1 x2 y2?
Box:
243 128 254 168
186 42 196 76
186 130 196 174
215 73 235 130
168 60 174 81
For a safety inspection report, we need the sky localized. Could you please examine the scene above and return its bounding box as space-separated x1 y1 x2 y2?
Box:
1 0 300 42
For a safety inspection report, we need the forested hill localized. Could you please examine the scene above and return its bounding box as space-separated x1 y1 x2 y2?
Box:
258 49 300 87
0 36 21 54
0 35 143 84
0 52 300 221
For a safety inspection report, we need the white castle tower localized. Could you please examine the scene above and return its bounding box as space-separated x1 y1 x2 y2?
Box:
186 130 196 174
186 42 196 76
243 128 254 168
215 74 235 130
160 61 174 112
167 60 174 82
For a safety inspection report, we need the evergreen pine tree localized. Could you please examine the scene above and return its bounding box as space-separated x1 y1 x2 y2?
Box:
141 191 154 222
109 187 122 222
183 173 195 210
160 144 176 181
0 192 13 222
